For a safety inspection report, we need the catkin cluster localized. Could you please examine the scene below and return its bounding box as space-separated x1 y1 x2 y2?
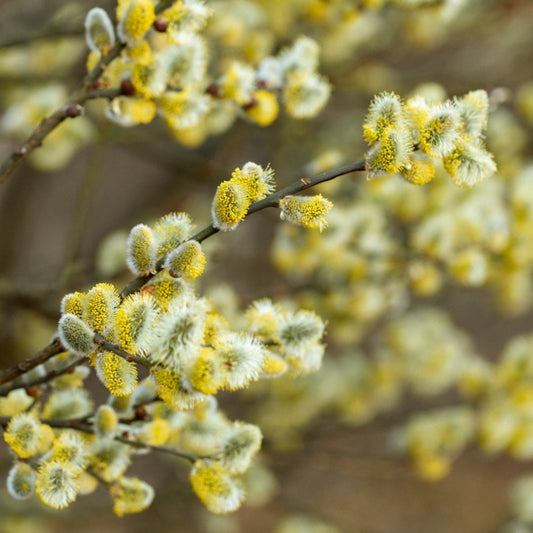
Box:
1 162 328 516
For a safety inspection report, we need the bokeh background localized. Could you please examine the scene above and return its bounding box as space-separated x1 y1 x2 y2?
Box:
1 0 533 531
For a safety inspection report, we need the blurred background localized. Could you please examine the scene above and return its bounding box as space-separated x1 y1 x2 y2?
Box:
1 0 533 531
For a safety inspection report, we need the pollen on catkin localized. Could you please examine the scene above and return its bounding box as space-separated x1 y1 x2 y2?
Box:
211 180 250 231
443 140 497 187
188 347 225 394
36 461 80 509
126 224 157 276
153 365 207 410
419 102 460 158
4 413 46 458
245 90 279 127
60 292 85 318
220 422 262 474
363 92 405 144
94 405 119 439
113 292 158 353
164 240 206 279
117 0 155 43
279 194 333 232
83 283 120 334
96 351 138 397
214 333 266 390
111 476 155 517
283 71 331 119
190 461 244 514
365 126 413 178
153 212 194 258
230 162 276 203
49 431 89 472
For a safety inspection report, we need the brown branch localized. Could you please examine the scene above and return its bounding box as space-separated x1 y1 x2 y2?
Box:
0 0 178 184
0 356 87 396
93 333 154 368
0 338 63 386
120 159 367 297
0 415 210 463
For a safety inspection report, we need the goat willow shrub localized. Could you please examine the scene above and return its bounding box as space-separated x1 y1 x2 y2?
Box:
2 0 533 529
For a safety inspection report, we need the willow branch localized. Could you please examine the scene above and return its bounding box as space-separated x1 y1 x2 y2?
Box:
0 356 87 396
121 159 366 297
0 415 210 463
0 338 63 386
0 0 173 184
93 333 154 368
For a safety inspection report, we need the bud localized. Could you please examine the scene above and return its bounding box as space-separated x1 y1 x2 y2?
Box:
58 313 95 355
153 212 194 258
96 351 138 397
365 126 413 178
126 224 157 276
244 90 279 127
85 8 116 53
279 194 333 231
154 366 207 410
60 292 85 318
363 92 405 145
283 71 331 119
443 139 497 187
7 462 36 500
190 461 244 514
83 283 120 334
49 431 89 472
114 293 158 353
214 333 266 390
188 347 225 394
3 413 44 458
117 0 155 43
36 461 79 509
220 422 262 474
419 102 460 158
455 89 489 138
211 180 250 231
94 405 119 439
111 476 155 517
229 162 276 203
42 389 93 420
164 240 206 279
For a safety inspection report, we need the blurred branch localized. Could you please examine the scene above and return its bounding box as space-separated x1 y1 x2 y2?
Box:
0 414 213 462
0 87 121 184
0 356 87 396
0 337 62 386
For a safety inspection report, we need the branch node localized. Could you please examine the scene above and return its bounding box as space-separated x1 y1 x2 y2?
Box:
154 17 168 32
66 104 84 118
120 78 136 96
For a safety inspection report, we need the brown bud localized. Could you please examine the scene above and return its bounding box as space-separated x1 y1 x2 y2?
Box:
153 17 168 32
206 84 220 97
66 104 83 118
120 78 136 96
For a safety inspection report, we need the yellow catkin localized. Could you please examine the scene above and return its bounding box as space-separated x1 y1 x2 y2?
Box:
245 91 279 127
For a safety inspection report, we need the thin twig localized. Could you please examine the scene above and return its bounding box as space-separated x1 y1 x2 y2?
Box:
0 159 366 383
121 159 366 297
0 338 63 386
0 415 209 462
0 356 87 396
94 333 154 368
0 0 178 183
